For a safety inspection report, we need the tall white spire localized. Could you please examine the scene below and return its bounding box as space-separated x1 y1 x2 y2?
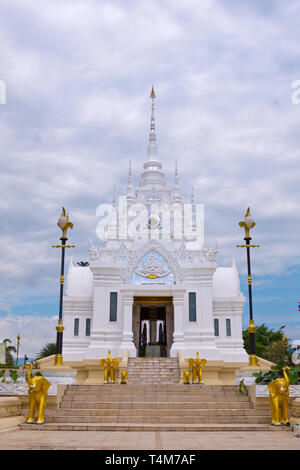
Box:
139 86 166 189
147 86 159 161
172 161 182 203
174 161 179 186
128 160 133 185
126 160 135 204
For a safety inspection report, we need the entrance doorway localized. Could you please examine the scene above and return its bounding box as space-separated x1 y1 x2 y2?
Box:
132 297 174 357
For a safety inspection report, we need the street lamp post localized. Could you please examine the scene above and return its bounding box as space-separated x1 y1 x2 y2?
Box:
237 208 260 367
52 208 74 366
16 334 20 367
23 354 28 367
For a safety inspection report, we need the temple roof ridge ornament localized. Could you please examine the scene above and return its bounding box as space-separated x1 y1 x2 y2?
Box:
206 242 218 262
175 242 192 263
88 240 102 261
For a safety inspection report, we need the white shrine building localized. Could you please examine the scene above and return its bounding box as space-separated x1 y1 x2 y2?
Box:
62 89 248 366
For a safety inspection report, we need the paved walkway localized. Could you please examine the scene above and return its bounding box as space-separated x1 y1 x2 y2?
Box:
0 428 299 450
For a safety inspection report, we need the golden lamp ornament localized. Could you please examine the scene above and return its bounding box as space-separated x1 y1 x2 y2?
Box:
188 353 207 384
100 351 119 384
239 207 256 239
57 207 73 238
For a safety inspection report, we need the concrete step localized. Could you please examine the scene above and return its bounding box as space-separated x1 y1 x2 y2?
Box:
61 395 251 404
60 401 254 410
52 408 269 417
20 423 287 432
126 357 180 384
42 414 273 424
66 384 239 391
22 383 275 432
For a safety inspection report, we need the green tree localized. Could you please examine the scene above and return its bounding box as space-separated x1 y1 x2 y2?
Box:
264 340 291 364
35 342 56 360
242 324 288 362
3 339 16 365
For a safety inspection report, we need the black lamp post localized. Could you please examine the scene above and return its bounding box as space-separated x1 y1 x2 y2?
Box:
23 354 28 367
52 208 74 366
237 208 260 367
16 333 20 367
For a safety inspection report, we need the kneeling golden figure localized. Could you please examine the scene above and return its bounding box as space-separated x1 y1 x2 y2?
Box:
268 366 290 426
100 350 119 384
25 362 51 424
188 353 207 384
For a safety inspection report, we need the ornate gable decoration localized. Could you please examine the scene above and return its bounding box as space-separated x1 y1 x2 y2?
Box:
135 252 172 279
132 251 174 285
117 240 182 285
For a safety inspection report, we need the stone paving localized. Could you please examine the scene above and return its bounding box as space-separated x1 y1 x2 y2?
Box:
0 428 299 450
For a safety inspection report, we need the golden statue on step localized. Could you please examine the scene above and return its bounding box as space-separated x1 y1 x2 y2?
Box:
120 370 127 384
268 366 290 426
188 353 207 384
100 350 119 384
183 370 191 384
25 362 51 424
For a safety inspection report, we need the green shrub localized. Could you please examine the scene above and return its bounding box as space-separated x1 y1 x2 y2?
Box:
9 370 18 383
253 362 300 385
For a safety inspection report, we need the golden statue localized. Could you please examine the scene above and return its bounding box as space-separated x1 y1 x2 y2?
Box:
120 371 127 384
100 350 119 384
188 353 207 384
25 362 51 424
268 366 290 426
183 370 191 385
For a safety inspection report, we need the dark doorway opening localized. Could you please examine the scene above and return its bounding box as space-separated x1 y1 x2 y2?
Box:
139 306 167 357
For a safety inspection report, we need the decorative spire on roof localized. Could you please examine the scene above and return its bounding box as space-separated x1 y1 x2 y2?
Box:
127 160 135 204
139 87 166 189
128 160 132 185
147 85 159 161
172 161 181 203
191 187 195 205
174 161 179 186
150 85 156 99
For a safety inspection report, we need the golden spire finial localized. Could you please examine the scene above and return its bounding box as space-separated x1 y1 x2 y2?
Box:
150 85 156 99
57 207 74 238
239 207 256 239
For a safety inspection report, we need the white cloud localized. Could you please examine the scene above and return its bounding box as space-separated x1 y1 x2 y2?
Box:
0 314 57 358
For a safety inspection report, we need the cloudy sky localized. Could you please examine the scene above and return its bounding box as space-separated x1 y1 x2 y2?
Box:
0 0 300 357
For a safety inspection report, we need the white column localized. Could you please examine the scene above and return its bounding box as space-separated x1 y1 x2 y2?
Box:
119 292 136 357
85 285 108 359
170 293 185 356
197 279 221 359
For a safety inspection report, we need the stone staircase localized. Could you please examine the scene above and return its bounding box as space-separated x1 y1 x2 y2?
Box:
20 383 281 432
126 357 180 384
